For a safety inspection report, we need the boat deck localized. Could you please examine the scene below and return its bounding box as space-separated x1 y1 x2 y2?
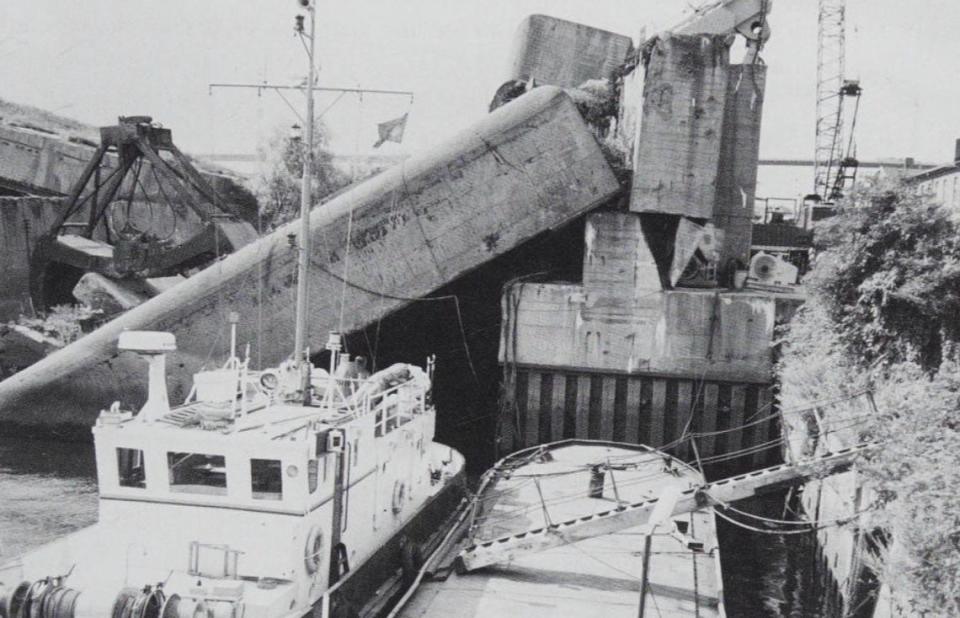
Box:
396 441 723 618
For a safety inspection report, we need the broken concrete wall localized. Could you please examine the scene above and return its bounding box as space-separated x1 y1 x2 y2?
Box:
501 210 775 382
630 34 731 218
0 196 63 320
0 125 93 196
0 86 621 430
583 211 661 312
714 63 766 267
500 280 775 383
507 15 633 88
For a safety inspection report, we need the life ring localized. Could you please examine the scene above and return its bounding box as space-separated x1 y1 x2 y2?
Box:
391 481 406 515
304 526 324 574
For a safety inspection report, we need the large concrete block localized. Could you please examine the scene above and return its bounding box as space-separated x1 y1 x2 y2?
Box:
630 34 731 218
583 211 661 312
72 272 149 316
0 125 92 196
500 283 774 382
714 63 766 267
0 86 621 430
507 15 633 87
499 282 661 373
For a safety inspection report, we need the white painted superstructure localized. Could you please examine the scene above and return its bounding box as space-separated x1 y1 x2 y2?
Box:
0 327 464 618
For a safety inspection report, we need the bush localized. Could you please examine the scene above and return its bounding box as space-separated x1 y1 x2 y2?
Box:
806 180 960 371
779 178 960 616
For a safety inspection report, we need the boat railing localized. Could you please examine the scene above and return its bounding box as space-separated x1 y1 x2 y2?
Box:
315 374 428 427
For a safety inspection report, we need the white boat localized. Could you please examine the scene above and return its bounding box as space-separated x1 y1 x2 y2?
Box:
0 320 465 618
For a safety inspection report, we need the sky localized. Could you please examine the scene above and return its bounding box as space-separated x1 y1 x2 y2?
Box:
3 1 960 200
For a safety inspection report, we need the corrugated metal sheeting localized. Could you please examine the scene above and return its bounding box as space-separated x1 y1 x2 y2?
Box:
499 367 779 467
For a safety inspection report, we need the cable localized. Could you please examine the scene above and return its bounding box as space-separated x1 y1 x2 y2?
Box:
709 496 870 528
468 399 878 527
713 507 818 535
712 504 865 536
308 254 483 387
469 429 867 530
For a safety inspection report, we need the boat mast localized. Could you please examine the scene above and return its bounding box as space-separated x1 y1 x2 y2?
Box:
294 0 317 402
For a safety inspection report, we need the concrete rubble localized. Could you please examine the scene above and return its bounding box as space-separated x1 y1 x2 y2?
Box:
0 85 620 430
492 14 794 459
0 9 784 459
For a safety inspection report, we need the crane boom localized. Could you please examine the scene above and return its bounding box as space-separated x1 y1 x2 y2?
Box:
672 0 773 61
813 0 863 203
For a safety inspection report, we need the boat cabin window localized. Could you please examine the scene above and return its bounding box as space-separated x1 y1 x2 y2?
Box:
250 458 283 500
117 447 146 489
308 460 319 493
168 452 227 495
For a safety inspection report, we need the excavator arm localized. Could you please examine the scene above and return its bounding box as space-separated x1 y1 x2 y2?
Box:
672 0 773 60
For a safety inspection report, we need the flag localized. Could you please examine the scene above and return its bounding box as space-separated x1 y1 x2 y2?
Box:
373 113 408 148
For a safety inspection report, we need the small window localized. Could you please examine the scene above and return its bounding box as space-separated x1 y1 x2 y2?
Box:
117 447 146 488
168 452 227 495
308 460 319 494
251 459 283 500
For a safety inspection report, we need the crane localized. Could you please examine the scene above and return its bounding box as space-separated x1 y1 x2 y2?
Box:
812 0 863 204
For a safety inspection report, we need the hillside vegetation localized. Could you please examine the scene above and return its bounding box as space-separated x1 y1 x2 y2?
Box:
779 179 960 616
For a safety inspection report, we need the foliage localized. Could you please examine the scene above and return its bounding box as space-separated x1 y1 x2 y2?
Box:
254 122 349 231
779 178 960 616
864 363 960 616
568 79 619 136
806 179 960 371
15 304 101 346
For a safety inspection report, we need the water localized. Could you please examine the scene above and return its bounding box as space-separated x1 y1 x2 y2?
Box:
718 491 834 617
0 437 98 559
0 438 835 616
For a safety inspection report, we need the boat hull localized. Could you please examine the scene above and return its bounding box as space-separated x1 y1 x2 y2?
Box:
390 440 724 618
315 464 467 618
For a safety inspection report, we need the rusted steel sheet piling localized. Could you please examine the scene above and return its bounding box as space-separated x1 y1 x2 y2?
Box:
0 86 621 430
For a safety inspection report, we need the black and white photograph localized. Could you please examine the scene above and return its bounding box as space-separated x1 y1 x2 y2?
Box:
0 1 957 616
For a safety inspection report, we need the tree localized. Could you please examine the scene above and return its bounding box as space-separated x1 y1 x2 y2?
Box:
779 178 960 616
807 180 960 372
254 121 349 231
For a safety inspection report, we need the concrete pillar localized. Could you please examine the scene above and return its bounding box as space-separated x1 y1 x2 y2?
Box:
583 211 662 312
507 15 633 88
714 63 766 268
630 34 731 219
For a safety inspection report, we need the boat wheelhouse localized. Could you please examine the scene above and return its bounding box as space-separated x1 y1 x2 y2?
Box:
0 325 464 618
